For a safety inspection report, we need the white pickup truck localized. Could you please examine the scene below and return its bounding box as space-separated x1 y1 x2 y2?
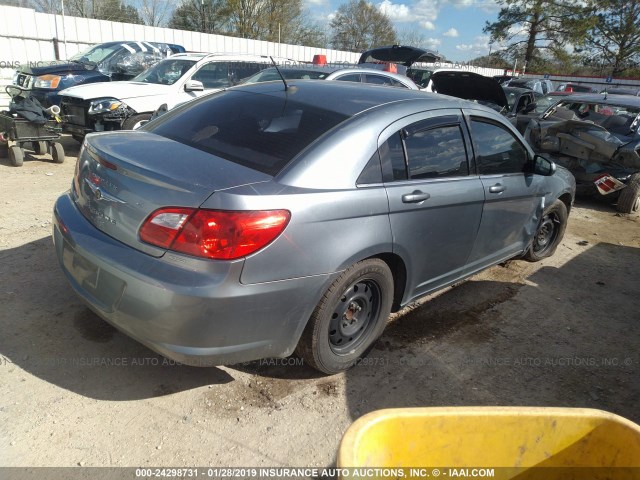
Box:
59 52 295 140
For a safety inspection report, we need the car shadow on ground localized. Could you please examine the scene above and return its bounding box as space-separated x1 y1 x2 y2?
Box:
342 242 639 426
0 236 234 401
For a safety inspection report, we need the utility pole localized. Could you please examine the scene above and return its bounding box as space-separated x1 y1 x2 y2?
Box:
201 0 206 33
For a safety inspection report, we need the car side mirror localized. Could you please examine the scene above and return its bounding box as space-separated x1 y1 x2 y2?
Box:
523 102 536 114
532 154 556 176
184 80 204 92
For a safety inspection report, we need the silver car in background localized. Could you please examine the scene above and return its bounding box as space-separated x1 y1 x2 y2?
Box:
53 81 575 374
241 65 419 90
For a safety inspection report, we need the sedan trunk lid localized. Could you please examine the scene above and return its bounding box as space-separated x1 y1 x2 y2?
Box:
430 71 509 110
73 131 271 257
358 45 442 66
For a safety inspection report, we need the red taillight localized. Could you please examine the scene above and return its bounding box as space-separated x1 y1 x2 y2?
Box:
140 208 290 260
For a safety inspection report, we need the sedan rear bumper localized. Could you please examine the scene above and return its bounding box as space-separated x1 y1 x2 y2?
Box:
53 192 331 366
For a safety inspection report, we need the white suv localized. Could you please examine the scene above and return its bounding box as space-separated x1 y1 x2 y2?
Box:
59 53 295 139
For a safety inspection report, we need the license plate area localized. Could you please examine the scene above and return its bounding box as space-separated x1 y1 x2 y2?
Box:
62 240 125 311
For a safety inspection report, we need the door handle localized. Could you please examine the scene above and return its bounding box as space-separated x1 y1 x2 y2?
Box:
489 184 506 194
402 190 431 203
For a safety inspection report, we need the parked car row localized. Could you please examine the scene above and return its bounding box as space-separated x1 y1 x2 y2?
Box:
59 52 299 140
12 41 186 108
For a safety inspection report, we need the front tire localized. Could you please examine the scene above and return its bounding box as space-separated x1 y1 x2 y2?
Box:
296 258 394 374
122 113 151 130
524 200 568 262
616 174 640 214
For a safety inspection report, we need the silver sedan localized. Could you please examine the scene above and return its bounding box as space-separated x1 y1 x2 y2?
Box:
53 81 575 374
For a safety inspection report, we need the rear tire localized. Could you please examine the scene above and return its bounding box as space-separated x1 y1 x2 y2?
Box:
51 142 65 163
9 145 24 167
524 200 568 262
616 174 640 214
295 258 394 374
122 113 151 130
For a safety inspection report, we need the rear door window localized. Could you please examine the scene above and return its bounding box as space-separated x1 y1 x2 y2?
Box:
379 116 470 182
405 125 468 178
146 90 349 176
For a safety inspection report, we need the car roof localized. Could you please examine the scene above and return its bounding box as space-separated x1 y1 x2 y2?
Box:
509 78 540 84
502 86 533 94
231 79 492 117
261 65 401 74
169 52 295 62
96 41 173 48
556 93 640 107
250 66 417 88
604 88 640 96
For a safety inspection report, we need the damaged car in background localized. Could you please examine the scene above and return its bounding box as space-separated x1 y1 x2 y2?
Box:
12 41 184 109
525 94 640 213
59 53 294 139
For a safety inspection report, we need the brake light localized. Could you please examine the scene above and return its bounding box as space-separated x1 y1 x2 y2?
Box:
140 208 290 260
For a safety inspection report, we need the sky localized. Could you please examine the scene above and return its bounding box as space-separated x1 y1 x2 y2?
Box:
303 0 503 62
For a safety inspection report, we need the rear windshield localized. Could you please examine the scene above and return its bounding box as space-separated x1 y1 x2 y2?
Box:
145 90 350 175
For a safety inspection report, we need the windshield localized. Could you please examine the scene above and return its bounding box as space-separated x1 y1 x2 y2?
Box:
406 68 433 89
535 95 564 113
145 90 350 176
504 90 519 109
243 68 331 84
70 44 122 64
133 59 196 85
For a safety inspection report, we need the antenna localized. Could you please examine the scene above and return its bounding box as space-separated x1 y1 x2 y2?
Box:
269 56 288 91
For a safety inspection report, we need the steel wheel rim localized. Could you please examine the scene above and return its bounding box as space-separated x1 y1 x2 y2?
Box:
328 280 381 355
533 212 559 254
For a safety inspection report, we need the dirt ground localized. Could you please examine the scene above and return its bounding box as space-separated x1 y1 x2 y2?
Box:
1 136 639 470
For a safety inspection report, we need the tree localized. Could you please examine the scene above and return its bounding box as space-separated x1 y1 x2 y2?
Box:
93 0 143 23
38 0 143 23
578 0 640 77
140 0 173 27
330 0 397 52
167 0 327 47
27 0 60 13
168 0 229 33
484 0 590 71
